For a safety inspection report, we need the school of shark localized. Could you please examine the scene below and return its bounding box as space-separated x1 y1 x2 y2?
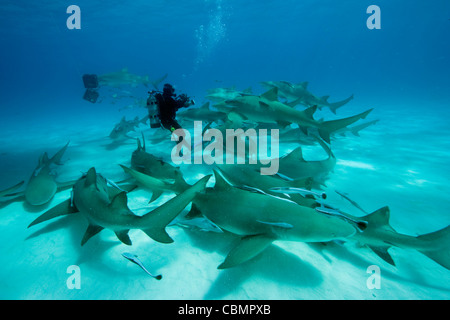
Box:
1 68 449 283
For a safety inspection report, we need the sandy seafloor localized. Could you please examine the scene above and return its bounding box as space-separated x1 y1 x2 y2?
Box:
0 96 449 300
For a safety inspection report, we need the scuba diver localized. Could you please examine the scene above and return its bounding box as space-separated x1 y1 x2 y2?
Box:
147 83 195 134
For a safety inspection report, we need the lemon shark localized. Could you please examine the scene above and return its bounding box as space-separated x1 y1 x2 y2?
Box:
131 135 189 184
28 167 211 246
214 87 372 143
277 138 336 182
109 116 148 140
338 204 450 270
98 68 168 89
12 142 74 206
191 170 357 269
120 165 190 202
261 80 354 114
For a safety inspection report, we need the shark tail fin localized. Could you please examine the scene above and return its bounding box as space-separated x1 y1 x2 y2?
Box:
28 198 79 228
140 174 211 243
327 94 354 115
318 108 373 143
417 225 450 270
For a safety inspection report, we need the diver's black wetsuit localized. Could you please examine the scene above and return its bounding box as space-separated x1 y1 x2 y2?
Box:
155 92 187 132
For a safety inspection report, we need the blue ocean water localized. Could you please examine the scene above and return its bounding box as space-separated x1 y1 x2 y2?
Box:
0 0 449 300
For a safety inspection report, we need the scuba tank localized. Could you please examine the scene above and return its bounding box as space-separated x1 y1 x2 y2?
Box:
147 92 161 128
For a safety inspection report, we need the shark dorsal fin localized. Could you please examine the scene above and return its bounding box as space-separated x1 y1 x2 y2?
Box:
260 87 278 101
298 81 308 89
213 169 232 191
39 152 50 167
303 105 317 120
364 206 392 227
321 95 330 102
243 86 252 94
136 138 143 151
283 147 304 162
256 220 293 229
109 191 128 210
84 167 98 188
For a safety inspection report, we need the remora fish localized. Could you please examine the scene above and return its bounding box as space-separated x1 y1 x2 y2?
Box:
122 252 162 280
28 167 211 246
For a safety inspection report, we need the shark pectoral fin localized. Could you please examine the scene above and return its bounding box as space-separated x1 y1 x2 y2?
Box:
218 235 274 269
142 227 174 244
115 230 132 245
417 225 450 270
81 224 104 246
368 245 396 267
84 167 98 189
259 101 270 109
28 199 78 228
